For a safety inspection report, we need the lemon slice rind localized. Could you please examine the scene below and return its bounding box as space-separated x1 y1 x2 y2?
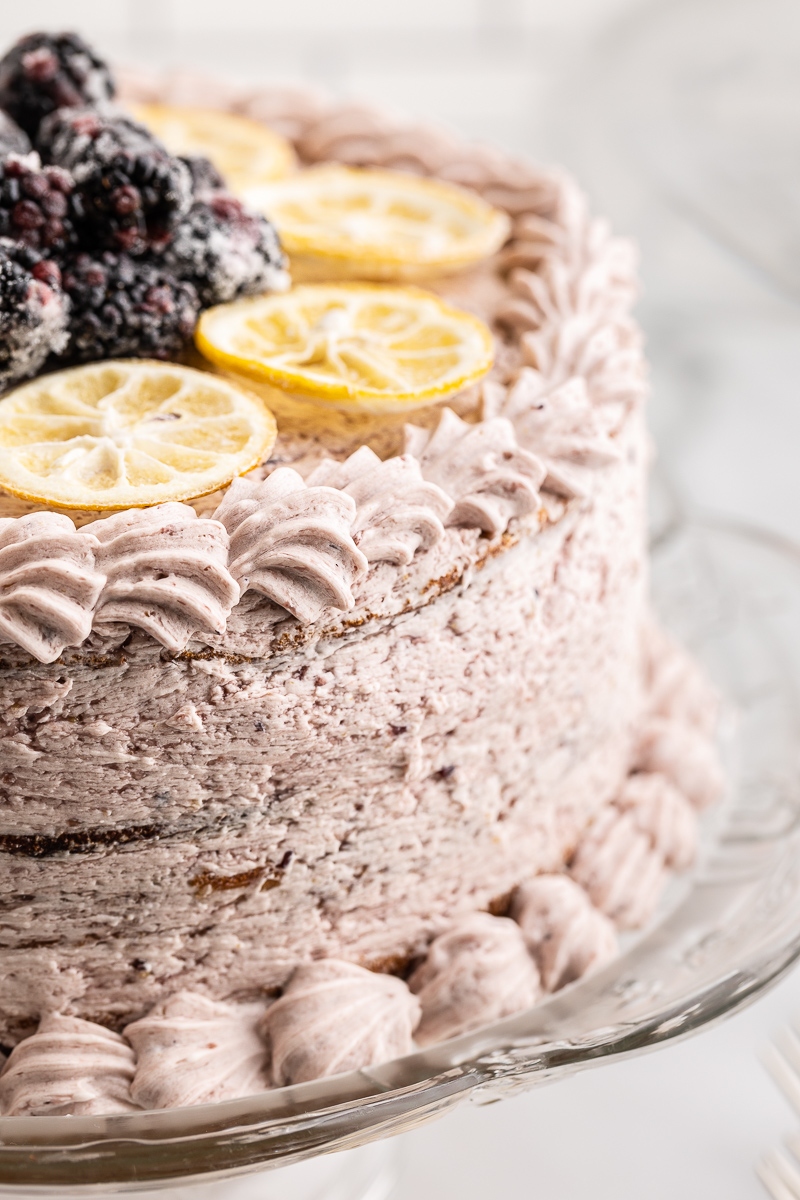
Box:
244 165 511 281
129 102 297 194
195 284 495 414
0 360 277 510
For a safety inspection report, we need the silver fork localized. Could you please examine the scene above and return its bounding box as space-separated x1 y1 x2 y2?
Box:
758 1029 800 1198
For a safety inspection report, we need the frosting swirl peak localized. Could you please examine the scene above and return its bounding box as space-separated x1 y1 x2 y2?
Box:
511 875 617 992
409 913 540 1045
125 991 268 1109
405 408 544 536
0 1014 137 1116
307 445 453 565
91 503 238 653
260 960 420 1086
0 513 102 663
485 371 621 498
214 468 368 623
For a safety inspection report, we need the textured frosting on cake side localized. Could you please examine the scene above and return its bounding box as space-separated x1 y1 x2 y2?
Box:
0 405 646 1038
0 79 715 1055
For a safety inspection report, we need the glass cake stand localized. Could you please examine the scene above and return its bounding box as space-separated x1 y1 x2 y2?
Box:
2 515 800 1197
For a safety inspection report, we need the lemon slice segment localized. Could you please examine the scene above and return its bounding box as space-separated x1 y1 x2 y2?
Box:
195 284 495 414
0 361 277 510
129 103 296 194
244 165 511 281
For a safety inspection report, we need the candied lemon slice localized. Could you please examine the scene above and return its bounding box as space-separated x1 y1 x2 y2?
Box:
244 165 511 281
129 103 296 193
0 361 276 510
195 284 494 413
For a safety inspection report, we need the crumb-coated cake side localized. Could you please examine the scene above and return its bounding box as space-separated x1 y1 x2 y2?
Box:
0 59 724 1073
0 406 645 1038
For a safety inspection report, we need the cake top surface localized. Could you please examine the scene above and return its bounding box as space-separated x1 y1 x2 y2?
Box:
0 31 646 667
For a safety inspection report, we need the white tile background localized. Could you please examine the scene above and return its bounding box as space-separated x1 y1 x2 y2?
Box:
2 2 799 1195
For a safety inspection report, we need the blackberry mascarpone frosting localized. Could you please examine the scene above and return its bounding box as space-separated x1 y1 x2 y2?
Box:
126 991 268 1108
408 914 541 1046
259 960 420 1086
0 64 725 1108
0 1013 137 1116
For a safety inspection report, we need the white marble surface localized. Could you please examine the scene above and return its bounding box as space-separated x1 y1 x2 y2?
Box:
2 2 797 1194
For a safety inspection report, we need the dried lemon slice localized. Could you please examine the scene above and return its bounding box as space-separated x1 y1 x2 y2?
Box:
195 284 494 413
0 361 276 510
244 165 511 281
129 103 296 194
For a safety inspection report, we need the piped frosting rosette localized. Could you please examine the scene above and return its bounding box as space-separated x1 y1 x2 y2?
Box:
213 467 367 623
91 503 239 653
0 513 102 662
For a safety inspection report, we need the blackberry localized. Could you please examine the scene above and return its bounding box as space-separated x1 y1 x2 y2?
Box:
0 32 114 139
0 237 69 391
61 250 199 362
38 107 192 256
164 187 288 307
0 110 31 156
0 151 76 254
180 154 225 195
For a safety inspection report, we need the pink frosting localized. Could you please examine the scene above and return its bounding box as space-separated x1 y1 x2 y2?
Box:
260 960 420 1086
616 771 697 870
405 408 545 536
0 77 650 665
249 95 562 216
241 84 329 144
0 513 103 663
570 760 700 930
483 371 621 497
511 875 618 992
633 718 724 810
498 224 637 339
569 804 666 931
92 503 238 653
125 991 268 1109
0 405 648 1041
0 1013 137 1116
213 467 368 623
307 446 453 565
0 76 720 1095
408 913 540 1045
642 619 720 734
506 206 645 413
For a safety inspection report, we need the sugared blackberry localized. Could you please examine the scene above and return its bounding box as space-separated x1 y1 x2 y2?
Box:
0 151 76 254
164 188 288 307
0 110 31 156
0 32 114 139
38 107 192 256
61 250 199 362
180 154 225 195
0 237 69 390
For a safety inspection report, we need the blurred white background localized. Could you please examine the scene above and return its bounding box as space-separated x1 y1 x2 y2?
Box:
3 1 799 1195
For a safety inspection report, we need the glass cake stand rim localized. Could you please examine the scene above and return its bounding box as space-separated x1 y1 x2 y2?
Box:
2 514 800 1193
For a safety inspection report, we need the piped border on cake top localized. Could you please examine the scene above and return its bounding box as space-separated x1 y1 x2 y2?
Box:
0 78 647 664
